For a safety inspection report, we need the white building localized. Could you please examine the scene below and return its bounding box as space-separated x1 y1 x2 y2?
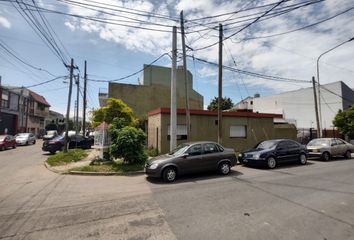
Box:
250 81 354 129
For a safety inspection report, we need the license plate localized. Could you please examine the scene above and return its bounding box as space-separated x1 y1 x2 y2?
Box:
312 149 318 152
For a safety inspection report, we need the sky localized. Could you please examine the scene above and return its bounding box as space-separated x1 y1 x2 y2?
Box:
0 0 354 118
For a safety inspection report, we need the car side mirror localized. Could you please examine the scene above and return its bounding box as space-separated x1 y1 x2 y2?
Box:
182 153 189 158
331 143 335 146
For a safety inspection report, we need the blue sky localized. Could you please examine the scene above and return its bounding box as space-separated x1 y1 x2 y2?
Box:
0 0 354 117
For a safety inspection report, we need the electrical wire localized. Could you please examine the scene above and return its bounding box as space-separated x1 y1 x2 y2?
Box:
88 52 169 82
10 75 68 89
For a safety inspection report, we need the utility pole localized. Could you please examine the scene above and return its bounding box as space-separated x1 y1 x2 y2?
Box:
180 10 191 139
218 24 223 144
170 26 177 151
75 74 80 135
83 61 87 136
64 58 74 152
312 76 320 138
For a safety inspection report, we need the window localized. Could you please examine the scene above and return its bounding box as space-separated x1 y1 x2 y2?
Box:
287 140 299 149
335 139 345 145
230 125 246 138
203 143 220 154
167 124 187 140
1 90 9 108
187 144 202 156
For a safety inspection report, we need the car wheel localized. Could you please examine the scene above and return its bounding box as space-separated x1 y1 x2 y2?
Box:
267 157 277 169
322 152 330 161
13 145 16 149
26 141 29 146
299 153 307 165
345 151 351 159
218 162 231 175
33 140 36 144
162 167 177 183
1 146 5 151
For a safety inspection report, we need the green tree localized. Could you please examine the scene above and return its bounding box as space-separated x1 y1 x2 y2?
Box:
207 97 234 111
110 126 147 164
91 98 137 128
333 105 354 138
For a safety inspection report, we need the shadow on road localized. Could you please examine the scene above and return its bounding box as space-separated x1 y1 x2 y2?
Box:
241 161 315 171
146 169 243 185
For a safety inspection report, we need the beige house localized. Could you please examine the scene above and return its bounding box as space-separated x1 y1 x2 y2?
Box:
148 108 297 154
106 65 203 118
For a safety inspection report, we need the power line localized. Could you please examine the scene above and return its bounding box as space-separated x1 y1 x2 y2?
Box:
235 5 354 41
188 54 311 84
192 0 287 52
0 40 56 76
88 52 169 82
10 75 68 89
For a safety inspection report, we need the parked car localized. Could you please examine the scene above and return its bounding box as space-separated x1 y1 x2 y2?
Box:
15 133 36 145
145 141 237 182
307 138 354 161
42 135 93 154
0 135 17 150
43 130 58 141
239 139 308 169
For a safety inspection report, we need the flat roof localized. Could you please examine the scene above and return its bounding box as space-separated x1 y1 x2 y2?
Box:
148 108 282 118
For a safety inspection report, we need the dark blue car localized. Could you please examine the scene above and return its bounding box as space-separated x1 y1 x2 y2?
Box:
239 139 308 169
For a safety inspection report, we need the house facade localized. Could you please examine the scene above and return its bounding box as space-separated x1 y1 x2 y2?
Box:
104 65 204 118
0 86 50 135
148 108 296 154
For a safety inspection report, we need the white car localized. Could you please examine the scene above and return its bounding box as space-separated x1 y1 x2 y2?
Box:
307 138 354 161
16 133 36 145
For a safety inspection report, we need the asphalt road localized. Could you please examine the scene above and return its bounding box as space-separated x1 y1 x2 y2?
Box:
1 143 354 239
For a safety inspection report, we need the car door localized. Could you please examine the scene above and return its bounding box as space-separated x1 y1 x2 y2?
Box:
330 139 340 156
202 143 223 171
179 144 203 174
287 140 301 161
335 139 346 155
275 141 290 162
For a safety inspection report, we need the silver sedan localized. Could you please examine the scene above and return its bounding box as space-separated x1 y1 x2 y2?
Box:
307 138 354 161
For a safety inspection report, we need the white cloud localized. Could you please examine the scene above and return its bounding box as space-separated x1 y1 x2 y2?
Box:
0 16 11 29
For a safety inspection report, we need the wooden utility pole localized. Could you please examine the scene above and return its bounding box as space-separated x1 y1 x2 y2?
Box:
83 61 87 136
170 26 177 151
180 11 191 139
75 74 80 135
64 58 74 152
312 76 320 138
218 24 223 144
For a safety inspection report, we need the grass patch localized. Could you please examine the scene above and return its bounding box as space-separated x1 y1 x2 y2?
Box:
70 160 144 173
47 149 88 166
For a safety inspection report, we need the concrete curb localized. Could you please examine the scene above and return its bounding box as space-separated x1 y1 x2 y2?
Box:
68 170 145 176
44 161 65 174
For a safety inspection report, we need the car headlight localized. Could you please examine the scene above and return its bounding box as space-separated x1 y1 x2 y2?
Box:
253 153 260 159
149 163 159 169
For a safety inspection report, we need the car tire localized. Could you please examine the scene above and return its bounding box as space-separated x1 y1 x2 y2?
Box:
50 151 56 154
162 167 177 183
345 151 351 159
13 145 16 149
26 141 29 146
33 140 36 144
267 157 277 169
218 162 231 175
299 153 307 165
322 152 330 161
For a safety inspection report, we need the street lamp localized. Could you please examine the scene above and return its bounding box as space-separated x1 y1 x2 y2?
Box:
316 37 354 137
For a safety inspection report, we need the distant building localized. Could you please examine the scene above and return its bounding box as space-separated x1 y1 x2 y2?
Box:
103 65 204 118
45 110 65 127
148 108 296 154
0 86 50 135
232 81 354 130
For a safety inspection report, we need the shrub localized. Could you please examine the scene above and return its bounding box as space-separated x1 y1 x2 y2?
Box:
110 126 147 164
47 149 88 166
145 146 159 157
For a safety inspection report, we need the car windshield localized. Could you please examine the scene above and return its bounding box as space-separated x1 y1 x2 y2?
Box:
17 133 29 137
308 139 330 146
169 143 190 156
256 140 278 149
52 136 64 141
47 131 57 135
